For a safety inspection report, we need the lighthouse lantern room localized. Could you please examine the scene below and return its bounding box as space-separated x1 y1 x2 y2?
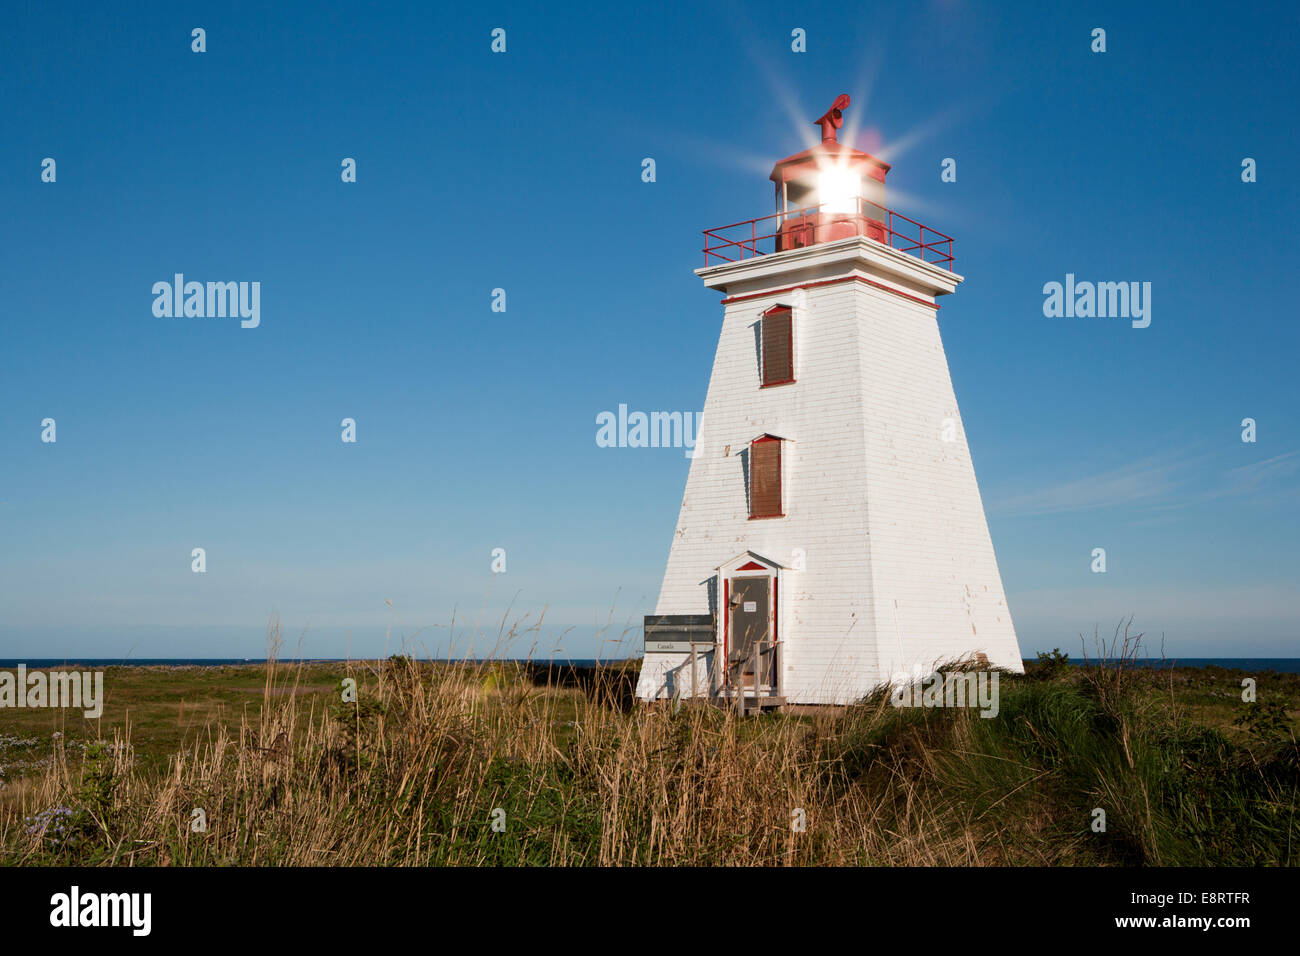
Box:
769 93 891 251
637 94 1023 711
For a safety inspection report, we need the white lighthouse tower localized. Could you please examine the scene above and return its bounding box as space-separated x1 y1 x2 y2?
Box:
637 95 1023 709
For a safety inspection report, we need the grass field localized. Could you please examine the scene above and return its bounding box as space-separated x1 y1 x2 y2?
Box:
1 632 1296 866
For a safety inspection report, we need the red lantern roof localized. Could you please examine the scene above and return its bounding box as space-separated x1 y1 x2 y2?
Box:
770 93 890 186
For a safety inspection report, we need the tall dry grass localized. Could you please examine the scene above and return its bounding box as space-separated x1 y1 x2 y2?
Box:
2 621 1296 866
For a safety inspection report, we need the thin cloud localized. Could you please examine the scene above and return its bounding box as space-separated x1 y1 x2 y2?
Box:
990 453 1194 518
1222 449 1300 495
990 446 1300 518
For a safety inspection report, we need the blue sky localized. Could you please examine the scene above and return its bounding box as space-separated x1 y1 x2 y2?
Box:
1 0 1296 660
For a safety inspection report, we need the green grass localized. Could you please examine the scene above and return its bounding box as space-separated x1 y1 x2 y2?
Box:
0 663 345 781
1 654 1296 866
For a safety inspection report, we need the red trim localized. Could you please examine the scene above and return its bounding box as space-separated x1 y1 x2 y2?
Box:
721 577 729 685
772 575 779 691
736 561 766 572
723 572 778 691
721 274 940 310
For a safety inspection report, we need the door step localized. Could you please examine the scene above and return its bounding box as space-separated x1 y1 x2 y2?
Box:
716 690 786 715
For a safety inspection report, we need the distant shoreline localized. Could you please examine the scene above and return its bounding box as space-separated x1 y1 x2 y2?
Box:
2 657 1299 674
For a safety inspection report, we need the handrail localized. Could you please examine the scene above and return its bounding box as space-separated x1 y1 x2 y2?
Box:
703 199 955 270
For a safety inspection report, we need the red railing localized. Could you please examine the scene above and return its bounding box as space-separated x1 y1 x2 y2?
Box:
702 200 955 270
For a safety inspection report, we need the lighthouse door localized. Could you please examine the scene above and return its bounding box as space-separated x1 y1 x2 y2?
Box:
728 576 772 689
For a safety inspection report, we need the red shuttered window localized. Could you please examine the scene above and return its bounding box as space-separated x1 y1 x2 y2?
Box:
761 307 794 387
749 436 783 518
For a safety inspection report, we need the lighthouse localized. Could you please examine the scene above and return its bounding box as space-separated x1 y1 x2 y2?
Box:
637 95 1023 709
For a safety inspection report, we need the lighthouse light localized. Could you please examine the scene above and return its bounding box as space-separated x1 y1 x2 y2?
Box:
817 168 860 215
